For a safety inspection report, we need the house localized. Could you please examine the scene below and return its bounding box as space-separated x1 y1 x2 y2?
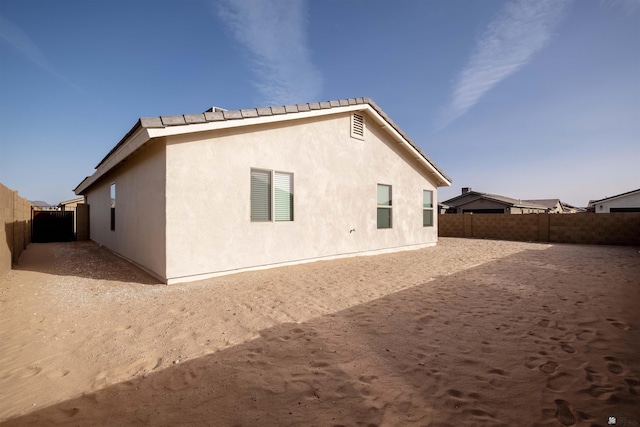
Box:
57 196 84 211
522 199 583 214
57 196 85 236
74 98 452 284
588 188 640 213
438 203 450 214
442 188 547 214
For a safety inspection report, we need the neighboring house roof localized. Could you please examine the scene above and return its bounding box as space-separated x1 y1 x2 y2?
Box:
523 199 561 209
58 196 84 206
588 188 640 206
443 191 548 210
75 97 451 195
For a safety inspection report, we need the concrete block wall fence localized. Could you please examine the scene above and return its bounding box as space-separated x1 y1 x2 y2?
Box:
1 183 32 279
438 213 640 246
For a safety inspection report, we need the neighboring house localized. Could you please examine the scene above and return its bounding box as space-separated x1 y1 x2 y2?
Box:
57 196 84 211
438 203 450 214
74 98 452 284
443 188 547 214
522 199 583 213
57 196 85 235
588 188 640 213
29 201 56 211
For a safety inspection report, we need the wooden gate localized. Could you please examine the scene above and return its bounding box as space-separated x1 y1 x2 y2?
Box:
31 210 74 243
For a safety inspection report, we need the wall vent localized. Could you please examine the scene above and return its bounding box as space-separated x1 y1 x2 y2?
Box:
351 113 365 140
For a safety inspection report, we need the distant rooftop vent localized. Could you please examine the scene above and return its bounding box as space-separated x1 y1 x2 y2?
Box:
462 187 472 194
204 106 227 113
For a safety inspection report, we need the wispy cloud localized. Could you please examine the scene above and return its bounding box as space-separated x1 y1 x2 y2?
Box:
437 0 571 131
215 0 322 106
599 0 640 14
0 13 81 91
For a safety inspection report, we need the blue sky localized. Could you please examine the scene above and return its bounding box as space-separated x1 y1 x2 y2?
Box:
0 0 638 207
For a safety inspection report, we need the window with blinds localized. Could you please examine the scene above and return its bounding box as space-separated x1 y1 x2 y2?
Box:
274 172 293 221
251 169 271 221
377 184 392 229
423 190 433 227
251 169 294 222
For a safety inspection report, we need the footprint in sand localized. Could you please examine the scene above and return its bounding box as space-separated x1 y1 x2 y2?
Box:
446 389 464 399
576 328 597 342
547 372 574 392
606 318 632 330
358 375 378 384
604 356 624 375
61 407 80 417
20 366 42 378
554 399 576 426
560 343 576 354
624 378 639 395
538 319 550 327
525 356 541 370
46 369 71 379
540 361 559 375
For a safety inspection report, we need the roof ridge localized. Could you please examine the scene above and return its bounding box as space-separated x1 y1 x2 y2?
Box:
139 97 371 128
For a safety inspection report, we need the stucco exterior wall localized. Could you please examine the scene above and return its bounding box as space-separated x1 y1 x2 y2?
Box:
165 113 440 283
594 192 640 213
85 142 166 280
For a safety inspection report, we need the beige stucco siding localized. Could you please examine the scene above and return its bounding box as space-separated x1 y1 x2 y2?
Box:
85 141 167 280
165 113 439 282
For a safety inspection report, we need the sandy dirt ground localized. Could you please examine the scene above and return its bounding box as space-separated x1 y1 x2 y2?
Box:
0 238 638 426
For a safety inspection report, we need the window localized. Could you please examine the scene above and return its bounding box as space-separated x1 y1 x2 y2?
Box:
423 190 433 227
274 172 293 221
377 184 392 229
251 169 271 221
110 183 116 231
251 169 294 222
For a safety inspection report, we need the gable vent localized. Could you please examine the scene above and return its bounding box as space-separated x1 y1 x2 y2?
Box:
351 113 365 140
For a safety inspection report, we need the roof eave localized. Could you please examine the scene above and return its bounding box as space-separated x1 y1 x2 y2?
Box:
75 98 452 194
590 188 640 204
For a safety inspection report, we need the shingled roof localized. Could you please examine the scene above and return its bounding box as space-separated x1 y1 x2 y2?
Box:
77 98 451 194
444 190 549 210
101 98 448 176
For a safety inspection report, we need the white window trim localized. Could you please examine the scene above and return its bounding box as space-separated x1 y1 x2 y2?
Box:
377 183 392 229
423 189 434 227
250 168 294 223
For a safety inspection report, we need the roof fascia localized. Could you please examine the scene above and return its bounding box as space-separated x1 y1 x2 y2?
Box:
75 125 151 194
77 102 452 194
442 191 482 205
146 104 451 187
456 195 510 208
146 104 366 139
363 106 451 187
591 189 640 204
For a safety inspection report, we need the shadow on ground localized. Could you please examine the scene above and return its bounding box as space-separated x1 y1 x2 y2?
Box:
3 245 640 426
12 241 160 285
